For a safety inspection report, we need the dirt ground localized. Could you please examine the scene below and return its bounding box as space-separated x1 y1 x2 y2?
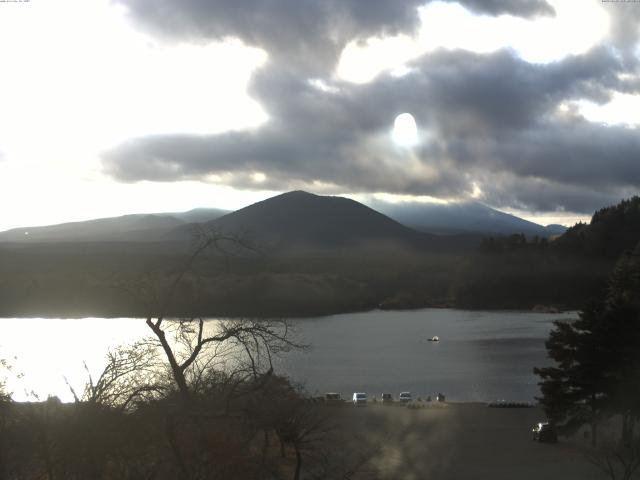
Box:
327 402 605 480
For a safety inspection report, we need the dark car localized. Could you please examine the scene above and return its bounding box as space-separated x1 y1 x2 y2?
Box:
324 393 342 405
532 422 558 443
381 393 393 405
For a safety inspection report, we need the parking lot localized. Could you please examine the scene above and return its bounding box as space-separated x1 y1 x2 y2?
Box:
329 402 604 480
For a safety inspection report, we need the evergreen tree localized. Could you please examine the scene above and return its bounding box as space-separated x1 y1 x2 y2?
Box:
534 299 611 445
535 245 640 446
604 246 640 444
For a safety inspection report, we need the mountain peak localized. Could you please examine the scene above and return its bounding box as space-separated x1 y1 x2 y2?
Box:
273 190 321 201
198 190 433 251
282 190 315 197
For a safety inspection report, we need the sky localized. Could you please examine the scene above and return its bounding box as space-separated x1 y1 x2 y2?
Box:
0 0 639 231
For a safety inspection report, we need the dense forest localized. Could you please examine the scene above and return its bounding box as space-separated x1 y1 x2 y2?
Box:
454 197 640 309
0 197 639 317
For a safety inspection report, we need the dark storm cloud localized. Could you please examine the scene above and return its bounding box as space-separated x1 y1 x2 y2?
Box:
472 121 640 188
101 64 469 197
113 0 425 74
389 47 620 132
478 174 637 214
103 46 635 212
113 0 553 74
104 1 639 214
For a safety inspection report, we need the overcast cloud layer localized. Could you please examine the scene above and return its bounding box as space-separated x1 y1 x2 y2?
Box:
104 0 640 215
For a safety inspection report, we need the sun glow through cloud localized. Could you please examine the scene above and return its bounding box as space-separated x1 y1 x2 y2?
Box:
0 0 268 156
0 0 271 231
392 113 419 147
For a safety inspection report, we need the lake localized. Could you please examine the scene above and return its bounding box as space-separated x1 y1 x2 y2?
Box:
277 309 578 402
0 309 577 402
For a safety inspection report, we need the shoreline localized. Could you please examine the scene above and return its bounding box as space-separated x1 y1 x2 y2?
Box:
0 305 580 320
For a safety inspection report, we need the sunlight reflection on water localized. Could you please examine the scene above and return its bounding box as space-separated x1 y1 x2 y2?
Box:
0 309 578 402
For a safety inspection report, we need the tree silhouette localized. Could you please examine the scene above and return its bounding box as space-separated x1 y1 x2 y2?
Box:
65 341 165 411
125 228 304 403
535 246 640 445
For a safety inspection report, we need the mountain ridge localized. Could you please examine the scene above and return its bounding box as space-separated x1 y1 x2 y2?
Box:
0 191 565 244
373 200 566 237
0 208 229 243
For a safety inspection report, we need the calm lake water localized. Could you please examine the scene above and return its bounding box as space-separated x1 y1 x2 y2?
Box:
0 309 577 402
277 309 578 402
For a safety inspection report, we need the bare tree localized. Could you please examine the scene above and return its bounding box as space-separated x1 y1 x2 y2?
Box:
279 401 332 480
587 429 640 480
66 340 165 411
129 228 305 403
145 316 302 403
114 229 309 478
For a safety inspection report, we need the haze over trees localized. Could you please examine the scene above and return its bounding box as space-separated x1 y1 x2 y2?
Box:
0 192 638 317
454 197 640 310
0 233 373 479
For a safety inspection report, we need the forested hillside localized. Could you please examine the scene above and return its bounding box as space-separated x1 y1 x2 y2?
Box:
1 196 639 317
453 197 640 309
554 196 640 258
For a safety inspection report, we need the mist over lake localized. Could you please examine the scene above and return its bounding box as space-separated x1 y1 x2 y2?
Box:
0 309 577 403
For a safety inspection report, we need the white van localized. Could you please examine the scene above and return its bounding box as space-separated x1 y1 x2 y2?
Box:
352 392 367 406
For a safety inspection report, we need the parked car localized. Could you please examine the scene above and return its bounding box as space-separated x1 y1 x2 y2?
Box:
352 392 367 406
532 422 558 443
399 392 412 403
324 392 342 405
381 393 393 405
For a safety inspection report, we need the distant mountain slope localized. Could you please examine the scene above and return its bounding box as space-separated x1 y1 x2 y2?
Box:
173 208 229 224
0 208 228 243
373 200 566 237
554 196 640 258
0 192 565 247
178 190 448 251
